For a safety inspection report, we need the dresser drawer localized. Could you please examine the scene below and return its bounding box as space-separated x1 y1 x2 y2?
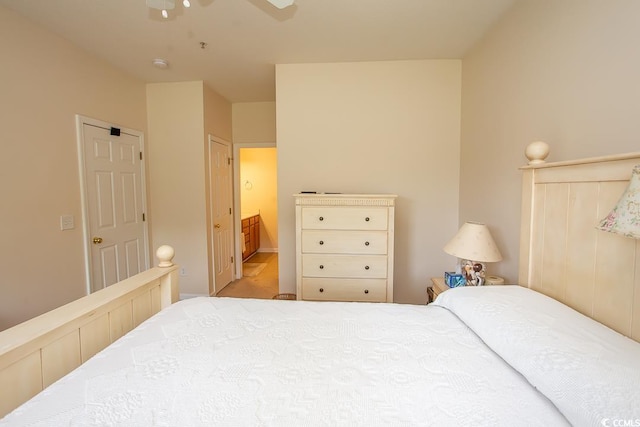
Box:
302 254 387 278
301 278 387 302
301 230 388 254
301 207 388 230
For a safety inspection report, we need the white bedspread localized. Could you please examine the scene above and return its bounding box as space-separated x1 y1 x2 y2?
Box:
1 297 568 426
435 285 640 427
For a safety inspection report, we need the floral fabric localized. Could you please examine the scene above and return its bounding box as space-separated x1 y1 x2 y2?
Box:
597 164 640 238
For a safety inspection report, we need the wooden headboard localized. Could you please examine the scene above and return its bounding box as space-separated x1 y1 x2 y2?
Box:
519 151 640 342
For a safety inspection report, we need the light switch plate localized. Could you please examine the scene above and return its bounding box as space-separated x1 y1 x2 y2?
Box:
60 215 75 230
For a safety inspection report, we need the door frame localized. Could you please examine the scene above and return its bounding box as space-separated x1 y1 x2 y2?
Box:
207 134 235 295
232 141 276 279
75 115 150 294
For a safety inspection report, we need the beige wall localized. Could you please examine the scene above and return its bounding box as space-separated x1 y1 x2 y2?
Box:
232 102 277 143
460 0 640 283
276 60 462 303
204 85 233 144
240 147 278 251
0 6 148 330
146 81 232 297
146 82 206 296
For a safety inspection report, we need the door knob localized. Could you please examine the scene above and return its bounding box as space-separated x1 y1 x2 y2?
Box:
92 237 103 244
214 224 221 229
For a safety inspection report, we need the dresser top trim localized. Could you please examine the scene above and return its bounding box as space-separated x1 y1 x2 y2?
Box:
294 194 397 207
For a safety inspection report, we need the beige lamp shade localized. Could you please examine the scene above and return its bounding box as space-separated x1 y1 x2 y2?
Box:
596 164 640 239
443 222 503 262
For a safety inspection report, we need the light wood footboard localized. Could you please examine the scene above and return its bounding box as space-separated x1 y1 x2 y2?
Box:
0 246 179 417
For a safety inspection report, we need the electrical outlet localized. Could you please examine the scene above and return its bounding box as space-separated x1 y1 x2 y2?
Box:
60 215 75 230
180 268 187 277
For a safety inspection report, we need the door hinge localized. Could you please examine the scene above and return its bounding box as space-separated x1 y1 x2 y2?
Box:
140 151 143 160
231 256 234 263
142 213 146 221
227 157 231 165
229 208 232 214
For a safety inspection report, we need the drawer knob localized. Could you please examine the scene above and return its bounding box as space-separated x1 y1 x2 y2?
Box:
319 265 324 269
319 216 324 221
319 240 324 245
319 288 324 293
364 241 370 246
364 289 369 294
365 217 370 222
365 265 370 270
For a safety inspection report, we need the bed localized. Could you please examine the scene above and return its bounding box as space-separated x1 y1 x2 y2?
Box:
1 148 639 426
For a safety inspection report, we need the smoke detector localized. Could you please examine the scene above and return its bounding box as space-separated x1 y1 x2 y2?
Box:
152 58 169 69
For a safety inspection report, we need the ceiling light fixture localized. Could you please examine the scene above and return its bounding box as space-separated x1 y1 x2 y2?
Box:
147 0 292 19
266 0 294 9
146 0 189 19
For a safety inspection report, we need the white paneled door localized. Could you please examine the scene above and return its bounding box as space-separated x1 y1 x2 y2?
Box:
209 136 234 294
78 118 148 293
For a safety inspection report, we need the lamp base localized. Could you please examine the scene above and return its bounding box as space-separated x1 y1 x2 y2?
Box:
459 259 486 286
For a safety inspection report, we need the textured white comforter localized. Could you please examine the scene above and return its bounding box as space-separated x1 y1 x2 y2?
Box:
435 285 640 427
2 296 570 426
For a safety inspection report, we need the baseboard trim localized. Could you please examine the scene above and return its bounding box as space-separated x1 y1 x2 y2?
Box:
179 293 208 300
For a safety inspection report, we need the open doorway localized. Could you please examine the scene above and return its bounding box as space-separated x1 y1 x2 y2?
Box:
227 143 278 297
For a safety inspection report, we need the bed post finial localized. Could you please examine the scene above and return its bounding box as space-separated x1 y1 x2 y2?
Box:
156 245 175 267
525 141 550 165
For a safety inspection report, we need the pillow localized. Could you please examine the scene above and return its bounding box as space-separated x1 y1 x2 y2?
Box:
434 285 640 427
596 164 640 238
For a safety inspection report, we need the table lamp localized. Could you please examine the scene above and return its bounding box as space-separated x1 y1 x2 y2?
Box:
443 222 502 286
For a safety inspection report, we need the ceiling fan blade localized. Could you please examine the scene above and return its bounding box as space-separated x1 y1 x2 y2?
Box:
265 0 295 9
147 0 176 10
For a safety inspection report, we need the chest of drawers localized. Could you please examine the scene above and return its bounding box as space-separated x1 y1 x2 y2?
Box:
294 194 397 302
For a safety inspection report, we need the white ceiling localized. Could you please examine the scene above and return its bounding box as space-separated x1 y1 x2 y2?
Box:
0 0 517 103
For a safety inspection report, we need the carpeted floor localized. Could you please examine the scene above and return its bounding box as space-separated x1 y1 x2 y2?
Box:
242 262 268 277
216 252 280 299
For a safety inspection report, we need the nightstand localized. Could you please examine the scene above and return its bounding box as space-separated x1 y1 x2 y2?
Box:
427 277 449 303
